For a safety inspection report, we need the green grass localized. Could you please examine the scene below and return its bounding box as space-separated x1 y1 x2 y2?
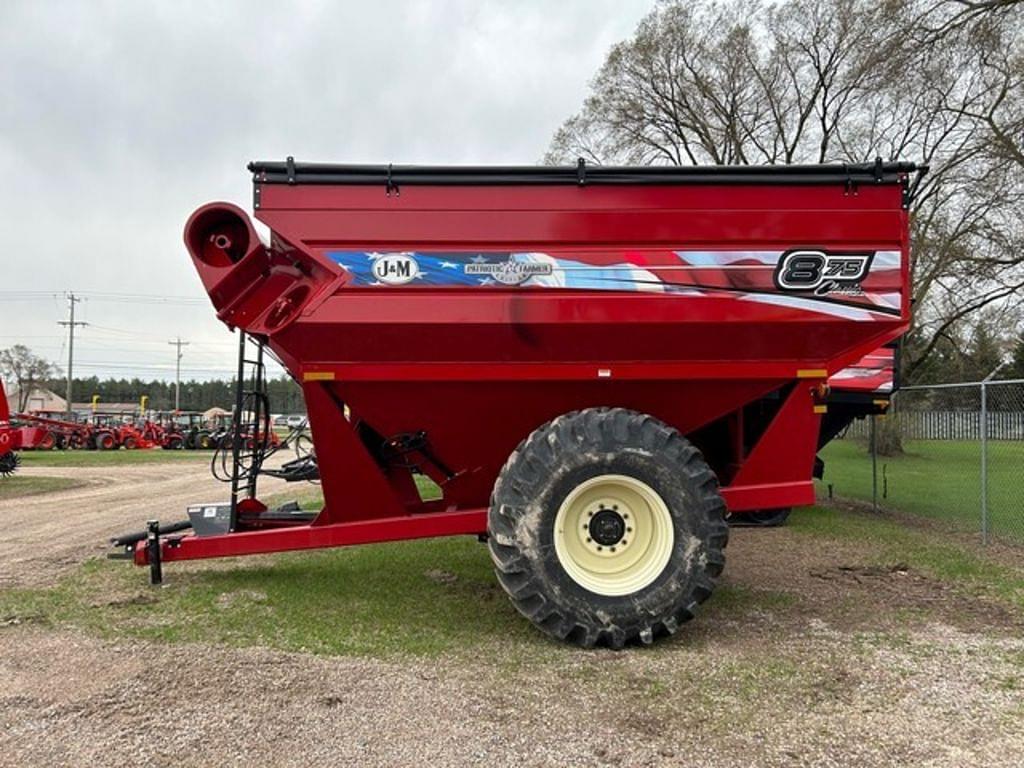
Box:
262 474 439 512
0 539 795 661
0 537 542 658
18 449 209 467
0 475 85 499
819 439 1024 541
263 484 324 511
2 503 1020 661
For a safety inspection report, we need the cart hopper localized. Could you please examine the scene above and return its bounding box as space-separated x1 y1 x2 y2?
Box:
141 160 919 647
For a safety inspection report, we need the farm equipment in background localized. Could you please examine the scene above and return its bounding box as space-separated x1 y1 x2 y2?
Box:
0 381 20 477
142 411 195 450
11 410 154 451
115 420 154 450
11 412 92 450
87 413 158 450
208 411 282 452
118 159 921 648
12 422 58 450
172 412 215 450
85 413 128 450
137 414 175 449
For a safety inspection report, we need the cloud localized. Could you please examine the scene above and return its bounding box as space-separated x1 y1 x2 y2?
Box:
0 0 651 380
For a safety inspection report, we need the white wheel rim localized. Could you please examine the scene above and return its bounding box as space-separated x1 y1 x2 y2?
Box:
553 474 675 597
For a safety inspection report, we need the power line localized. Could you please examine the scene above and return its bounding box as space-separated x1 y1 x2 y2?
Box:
0 291 207 306
56 292 87 418
167 337 192 410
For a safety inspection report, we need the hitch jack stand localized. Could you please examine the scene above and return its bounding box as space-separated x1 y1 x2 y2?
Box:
147 519 162 585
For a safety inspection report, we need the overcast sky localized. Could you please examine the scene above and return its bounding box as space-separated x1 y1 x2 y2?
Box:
1 0 652 382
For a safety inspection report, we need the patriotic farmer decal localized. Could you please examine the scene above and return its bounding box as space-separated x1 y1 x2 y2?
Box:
327 249 902 319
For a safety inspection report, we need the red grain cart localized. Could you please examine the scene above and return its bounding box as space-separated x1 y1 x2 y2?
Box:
132 160 921 647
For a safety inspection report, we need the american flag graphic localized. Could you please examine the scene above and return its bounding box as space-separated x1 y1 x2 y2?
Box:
326 249 903 321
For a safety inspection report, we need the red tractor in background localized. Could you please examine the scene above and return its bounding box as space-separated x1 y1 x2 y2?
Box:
83 413 123 450
86 413 157 450
147 411 215 450
1 381 20 476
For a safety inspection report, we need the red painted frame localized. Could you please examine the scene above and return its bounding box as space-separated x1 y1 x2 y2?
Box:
135 168 912 565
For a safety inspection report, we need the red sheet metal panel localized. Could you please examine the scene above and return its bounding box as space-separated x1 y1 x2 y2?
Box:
166 163 915 560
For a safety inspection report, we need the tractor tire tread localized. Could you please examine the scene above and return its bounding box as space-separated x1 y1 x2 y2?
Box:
488 407 727 649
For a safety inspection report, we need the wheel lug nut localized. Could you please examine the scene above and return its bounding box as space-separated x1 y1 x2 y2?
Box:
626 527 632 533
597 546 603 552
610 547 617 553
586 537 592 543
622 539 628 545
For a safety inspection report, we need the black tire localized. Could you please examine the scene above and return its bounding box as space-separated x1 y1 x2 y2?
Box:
730 508 791 527
0 452 19 477
488 407 728 649
165 435 184 450
96 432 116 451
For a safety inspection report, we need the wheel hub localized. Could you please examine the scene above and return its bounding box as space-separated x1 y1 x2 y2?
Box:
588 508 626 546
553 474 674 597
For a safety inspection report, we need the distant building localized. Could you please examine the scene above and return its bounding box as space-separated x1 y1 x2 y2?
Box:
73 402 142 416
5 385 67 414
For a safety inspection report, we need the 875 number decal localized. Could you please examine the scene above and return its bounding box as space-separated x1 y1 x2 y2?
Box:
774 250 873 295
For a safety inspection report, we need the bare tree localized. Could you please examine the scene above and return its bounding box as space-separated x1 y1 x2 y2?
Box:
546 0 1024 383
0 345 59 412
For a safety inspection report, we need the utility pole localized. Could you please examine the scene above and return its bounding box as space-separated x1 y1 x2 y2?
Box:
168 337 190 411
57 292 87 418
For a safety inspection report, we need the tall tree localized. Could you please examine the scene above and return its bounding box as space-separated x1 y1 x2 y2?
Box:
546 0 1024 383
0 345 59 411
1005 330 1024 379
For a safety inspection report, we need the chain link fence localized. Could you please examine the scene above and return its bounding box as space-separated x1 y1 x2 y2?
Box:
824 379 1024 544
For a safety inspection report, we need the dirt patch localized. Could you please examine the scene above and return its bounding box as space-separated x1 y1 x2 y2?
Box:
723 525 1022 636
424 568 459 585
0 462 290 589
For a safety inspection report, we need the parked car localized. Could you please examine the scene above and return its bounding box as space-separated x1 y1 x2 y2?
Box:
285 414 307 428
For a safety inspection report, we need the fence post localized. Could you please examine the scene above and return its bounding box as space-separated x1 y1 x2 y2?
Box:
870 413 878 512
980 381 988 545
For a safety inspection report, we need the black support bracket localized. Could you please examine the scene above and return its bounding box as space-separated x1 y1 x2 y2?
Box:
146 519 163 586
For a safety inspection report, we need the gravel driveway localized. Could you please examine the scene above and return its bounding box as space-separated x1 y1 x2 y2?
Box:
0 462 288 589
1 461 1022 767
